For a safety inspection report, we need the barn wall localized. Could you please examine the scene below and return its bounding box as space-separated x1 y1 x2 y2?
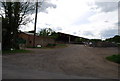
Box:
19 33 55 47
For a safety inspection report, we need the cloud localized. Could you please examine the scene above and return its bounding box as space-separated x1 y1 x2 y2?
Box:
94 2 118 12
101 28 118 39
19 0 119 39
38 0 56 13
53 27 62 31
83 31 94 36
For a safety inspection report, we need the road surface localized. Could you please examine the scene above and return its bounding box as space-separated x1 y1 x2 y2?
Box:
2 44 119 79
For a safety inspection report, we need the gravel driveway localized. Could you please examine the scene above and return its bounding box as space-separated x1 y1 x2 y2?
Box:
2 44 119 79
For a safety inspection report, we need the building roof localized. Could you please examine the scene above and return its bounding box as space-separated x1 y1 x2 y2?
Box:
57 32 88 39
19 31 39 36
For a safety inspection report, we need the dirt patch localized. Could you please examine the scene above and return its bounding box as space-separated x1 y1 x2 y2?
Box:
2 44 119 79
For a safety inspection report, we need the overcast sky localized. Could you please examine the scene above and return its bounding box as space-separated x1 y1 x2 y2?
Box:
19 0 119 40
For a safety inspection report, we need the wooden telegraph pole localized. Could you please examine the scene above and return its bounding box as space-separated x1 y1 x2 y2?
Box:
33 0 38 47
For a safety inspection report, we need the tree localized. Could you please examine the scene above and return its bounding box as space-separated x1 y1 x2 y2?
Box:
1 0 56 50
75 38 82 42
39 28 54 36
1 1 36 50
50 32 59 40
105 35 120 43
39 28 59 40
90 39 102 42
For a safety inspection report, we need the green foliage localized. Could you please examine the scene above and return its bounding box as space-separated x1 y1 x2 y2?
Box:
27 44 67 49
106 54 120 64
50 32 59 40
105 35 120 43
38 28 59 40
16 38 26 44
113 35 120 43
75 38 81 42
90 39 102 42
39 28 54 36
46 44 67 48
75 38 89 42
55 44 67 47
1 2 35 50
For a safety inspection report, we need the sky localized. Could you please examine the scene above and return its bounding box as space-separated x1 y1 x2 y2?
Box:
19 0 120 40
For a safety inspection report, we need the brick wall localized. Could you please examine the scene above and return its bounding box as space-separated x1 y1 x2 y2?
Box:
19 32 55 47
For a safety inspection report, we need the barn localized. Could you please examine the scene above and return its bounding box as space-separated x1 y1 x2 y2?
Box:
18 32 55 48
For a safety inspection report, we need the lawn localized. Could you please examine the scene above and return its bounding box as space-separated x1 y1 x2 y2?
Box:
44 44 67 49
27 44 67 49
106 54 120 64
3 49 31 54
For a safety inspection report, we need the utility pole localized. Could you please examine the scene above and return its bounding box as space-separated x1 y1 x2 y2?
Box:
33 0 38 47
69 36 71 43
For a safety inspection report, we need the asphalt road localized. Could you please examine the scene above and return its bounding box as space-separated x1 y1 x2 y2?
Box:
2 44 119 79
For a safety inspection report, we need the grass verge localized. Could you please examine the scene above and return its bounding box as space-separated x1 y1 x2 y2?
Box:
27 44 67 49
3 49 31 54
106 54 120 64
45 44 67 49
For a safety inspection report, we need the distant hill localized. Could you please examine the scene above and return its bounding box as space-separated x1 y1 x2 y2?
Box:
105 35 120 43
